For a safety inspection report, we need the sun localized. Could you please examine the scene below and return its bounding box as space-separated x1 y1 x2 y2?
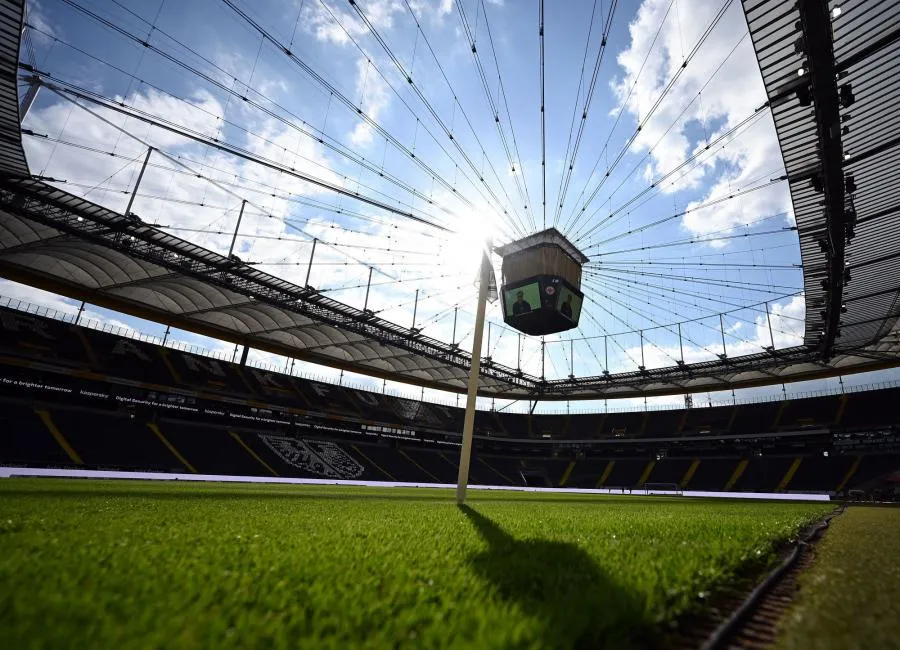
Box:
438 206 501 272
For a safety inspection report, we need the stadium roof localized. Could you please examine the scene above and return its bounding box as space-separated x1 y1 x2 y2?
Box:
0 0 898 400
0 0 28 178
743 0 900 355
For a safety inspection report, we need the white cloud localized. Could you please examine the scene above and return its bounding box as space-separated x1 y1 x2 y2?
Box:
22 84 348 256
300 0 462 148
408 0 454 20
681 114 792 239
302 0 409 46
26 87 225 180
611 0 791 238
24 0 57 44
616 294 805 371
294 2 396 147
0 279 80 317
303 2 365 46
349 57 391 147
0 279 136 333
128 88 225 144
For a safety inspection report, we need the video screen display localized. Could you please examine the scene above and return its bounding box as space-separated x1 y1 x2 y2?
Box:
504 282 541 318
557 287 583 322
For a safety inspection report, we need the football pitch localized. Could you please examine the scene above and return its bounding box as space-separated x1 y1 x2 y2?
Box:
0 480 832 649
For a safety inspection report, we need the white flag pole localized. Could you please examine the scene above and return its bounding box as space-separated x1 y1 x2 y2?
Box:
456 248 492 504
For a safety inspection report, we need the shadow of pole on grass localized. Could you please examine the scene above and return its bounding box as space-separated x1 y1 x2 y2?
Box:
459 504 645 650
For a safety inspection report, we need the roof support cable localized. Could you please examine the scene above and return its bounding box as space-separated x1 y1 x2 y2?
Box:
339 0 531 237
539 0 546 228
552 0 619 227
557 0 674 235
563 0 735 236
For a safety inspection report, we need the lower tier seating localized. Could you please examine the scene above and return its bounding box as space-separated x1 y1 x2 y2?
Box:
2 401 898 495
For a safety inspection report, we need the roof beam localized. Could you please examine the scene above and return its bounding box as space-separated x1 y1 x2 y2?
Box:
0 232 70 255
797 0 846 359
99 271 182 291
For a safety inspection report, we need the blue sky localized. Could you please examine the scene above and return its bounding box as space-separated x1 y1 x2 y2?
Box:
8 0 897 410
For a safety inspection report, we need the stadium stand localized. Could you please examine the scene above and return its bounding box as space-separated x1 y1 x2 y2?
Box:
0 404 74 467
601 411 646 439
646 458 693 487
476 455 520 485
399 448 457 483
566 458 613 489
568 412 603 438
347 443 427 483
601 459 649 489
684 459 742 491
779 395 841 429
81 330 176 387
731 403 781 436
1 304 899 496
533 458 571 487
646 409 683 437
732 457 796 493
532 414 570 439
0 309 90 370
841 392 894 428
58 410 188 473
681 404 735 436
849 454 900 490
153 422 270 477
789 455 857 493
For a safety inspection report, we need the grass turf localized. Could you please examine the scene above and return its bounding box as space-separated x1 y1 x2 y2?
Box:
0 479 831 649
776 506 900 650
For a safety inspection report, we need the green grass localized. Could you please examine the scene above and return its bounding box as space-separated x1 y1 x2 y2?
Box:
0 480 831 649
776 506 900 650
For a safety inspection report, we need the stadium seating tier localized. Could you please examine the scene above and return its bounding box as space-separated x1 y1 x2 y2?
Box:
1 305 898 495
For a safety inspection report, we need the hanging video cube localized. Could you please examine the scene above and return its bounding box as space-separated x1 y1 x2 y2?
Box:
502 275 584 335
496 227 588 336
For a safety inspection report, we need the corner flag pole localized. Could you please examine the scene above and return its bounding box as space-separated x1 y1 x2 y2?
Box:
456 249 492 504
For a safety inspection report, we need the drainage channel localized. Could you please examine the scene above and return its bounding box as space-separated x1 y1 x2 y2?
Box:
664 506 844 650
